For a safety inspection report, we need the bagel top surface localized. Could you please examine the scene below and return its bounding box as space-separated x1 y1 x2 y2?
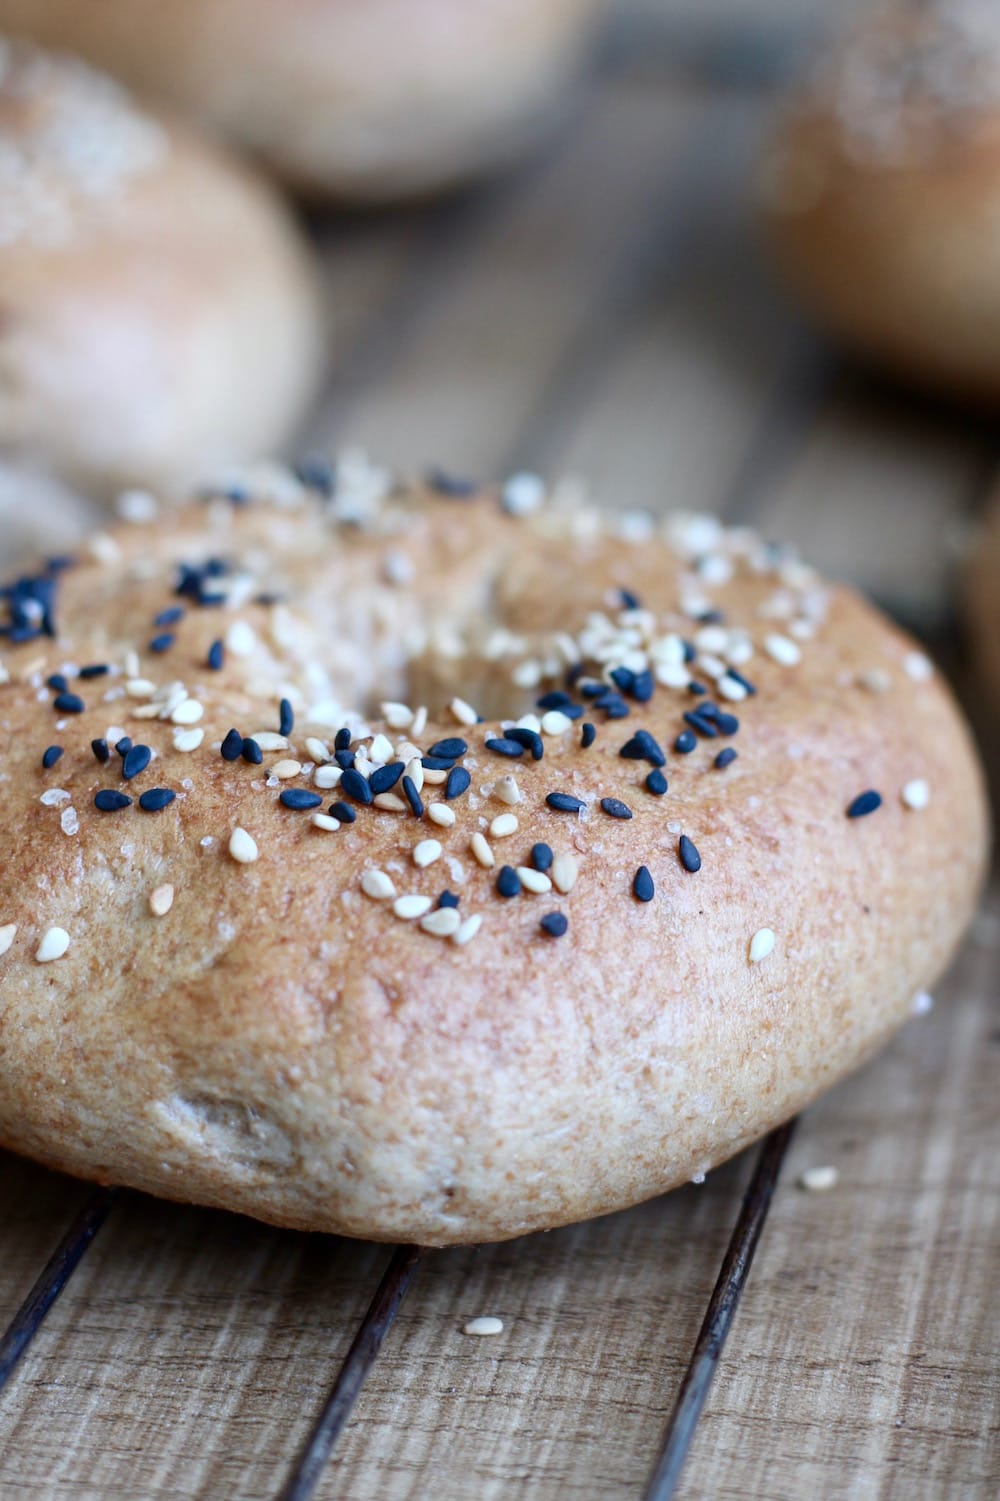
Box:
0 460 987 1244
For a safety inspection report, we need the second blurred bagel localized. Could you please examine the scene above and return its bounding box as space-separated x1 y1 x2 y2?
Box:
761 2 1000 406
0 0 606 202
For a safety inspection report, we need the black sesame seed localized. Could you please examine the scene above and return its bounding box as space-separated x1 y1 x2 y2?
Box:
425 465 477 498
645 769 668 796
601 797 633 820
139 788 176 812
682 640 696 664
505 726 543 760
633 866 655 902
618 588 641 610
537 691 573 711
631 670 655 703
601 695 630 720
725 669 757 696
674 731 697 754
47 673 68 691
95 789 132 812
620 730 665 767
546 792 585 813
580 722 596 749
42 745 63 769
340 768 374 806
444 766 471 800
221 728 244 762
330 801 356 823
687 680 708 696
279 698 294 736
683 709 719 739
78 663 109 680
401 775 424 818
115 737 133 757
532 842 554 872
705 708 739 736
428 737 467 760
697 608 724 625
715 748 738 770
335 727 352 751
91 737 110 764
155 606 185 626
540 911 568 937
53 692 84 714
369 762 404 795
438 891 460 909
207 639 225 671
485 737 524 758
610 666 635 695
335 749 357 770
242 737 263 765
279 788 322 811
496 865 521 898
678 835 701 873
122 744 152 780
294 454 337 495
847 789 882 819
149 633 175 653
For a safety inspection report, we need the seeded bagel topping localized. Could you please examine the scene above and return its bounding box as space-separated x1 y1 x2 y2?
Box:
0 454 941 965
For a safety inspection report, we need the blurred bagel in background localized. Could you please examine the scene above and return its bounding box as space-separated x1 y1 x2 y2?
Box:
760 1 1000 406
0 0 608 202
0 38 324 498
0 462 101 570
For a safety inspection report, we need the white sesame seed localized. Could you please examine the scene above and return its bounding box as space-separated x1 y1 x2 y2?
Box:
420 907 462 937
171 698 204 725
0 923 17 957
463 1316 503 1336
502 470 545 516
414 839 443 868
421 766 448 785
749 928 776 963
125 678 157 697
381 702 413 730
857 668 892 694
373 792 408 813
36 927 70 963
764 633 801 667
901 779 930 811
271 759 303 780
89 533 121 564
471 832 495 869
132 702 166 720
405 757 424 792
516 867 552 894
428 803 456 828
411 706 428 737
305 737 331 764
493 774 521 807
370 733 394 765
453 914 483 946
551 853 579 895
489 814 519 839
904 652 933 682
362 870 397 900
512 660 542 690
311 813 340 832
797 1165 839 1193
540 710 572 735
911 990 934 1015
717 675 748 703
394 894 432 921
173 728 204 752
149 884 174 917
251 732 290 752
314 765 342 789
450 696 479 726
229 827 259 864
225 620 257 656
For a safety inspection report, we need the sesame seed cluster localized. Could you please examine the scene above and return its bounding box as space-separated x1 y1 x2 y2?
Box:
0 38 167 250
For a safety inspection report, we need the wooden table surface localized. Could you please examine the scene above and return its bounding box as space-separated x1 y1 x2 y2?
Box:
1 6 997 1499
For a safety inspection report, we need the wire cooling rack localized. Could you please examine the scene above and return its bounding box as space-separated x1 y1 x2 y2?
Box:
0 1121 794 1500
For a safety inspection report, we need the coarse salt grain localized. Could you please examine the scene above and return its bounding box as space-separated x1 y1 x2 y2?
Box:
229 827 259 864
149 884 174 917
362 870 397 900
36 927 70 963
797 1165 839 1192
749 928 775 963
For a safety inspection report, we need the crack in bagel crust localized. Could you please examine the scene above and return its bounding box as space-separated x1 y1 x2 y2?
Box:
0 457 987 1244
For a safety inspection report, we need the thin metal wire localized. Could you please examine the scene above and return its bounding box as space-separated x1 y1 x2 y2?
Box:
0 1184 117 1394
277 1243 421 1501
643 1119 797 1501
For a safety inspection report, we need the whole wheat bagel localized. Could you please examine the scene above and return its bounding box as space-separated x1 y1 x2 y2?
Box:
0 39 324 497
0 0 606 202
0 459 986 1245
761 1 1000 405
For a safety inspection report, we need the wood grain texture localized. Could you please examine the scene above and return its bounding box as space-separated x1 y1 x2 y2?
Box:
1 4 998 1498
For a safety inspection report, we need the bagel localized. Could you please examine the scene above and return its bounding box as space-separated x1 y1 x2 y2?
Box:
0 39 324 497
760 1 1000 405
0 0 607 202
0 460 986 1245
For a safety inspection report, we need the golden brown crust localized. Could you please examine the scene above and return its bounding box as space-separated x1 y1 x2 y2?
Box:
0 466 988 1244
0 0 606 201
0 41 324 496
760 3 1000 404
